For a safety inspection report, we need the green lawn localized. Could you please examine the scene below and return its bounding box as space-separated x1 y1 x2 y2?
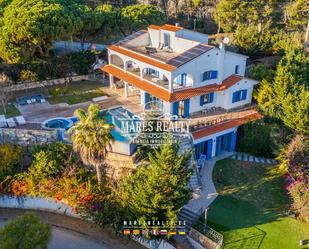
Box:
0 103 21 118
47 80 108 105
198 159 309 249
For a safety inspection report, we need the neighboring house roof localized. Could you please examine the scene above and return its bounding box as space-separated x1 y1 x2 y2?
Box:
192 111 263 139
102 65 244 102
108 45 176 72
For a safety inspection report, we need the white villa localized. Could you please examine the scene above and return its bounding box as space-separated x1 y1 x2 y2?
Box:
102 24 261 160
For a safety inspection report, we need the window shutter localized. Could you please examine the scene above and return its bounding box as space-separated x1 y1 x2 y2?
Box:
242 89 247 100
200 95 205 106
232 92 237 103
184 99 190 118
202 72 207 81
211 70 218 79
206 139 213 159
209 92 214 103
172 102 179 116
145 93 150 109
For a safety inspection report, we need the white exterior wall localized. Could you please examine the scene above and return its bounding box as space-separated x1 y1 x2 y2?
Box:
108 49 172 87
171 49 219 88
223 51 247 79
148 28 160 47
177 29 209 44
193 127 238 157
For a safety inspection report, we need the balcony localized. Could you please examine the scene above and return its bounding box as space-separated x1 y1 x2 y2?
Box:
189 105 259 132
142 73 169 89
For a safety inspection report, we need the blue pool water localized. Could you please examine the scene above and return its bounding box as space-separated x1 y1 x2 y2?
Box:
72 107 134 143
42 118 73 130
42 107 134 143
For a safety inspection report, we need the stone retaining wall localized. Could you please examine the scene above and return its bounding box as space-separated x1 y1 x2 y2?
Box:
189 227 221 249
0 128 58 146
6 75 90 92
105 152 137 179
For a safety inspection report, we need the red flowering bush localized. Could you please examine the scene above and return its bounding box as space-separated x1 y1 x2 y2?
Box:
279 135 309 221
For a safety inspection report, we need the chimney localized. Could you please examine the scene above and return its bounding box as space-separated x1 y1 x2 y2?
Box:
175 23 180 27
217 43 225 84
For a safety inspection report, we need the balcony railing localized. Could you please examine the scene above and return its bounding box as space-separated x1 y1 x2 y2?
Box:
142 74 169 89
189 105 258 132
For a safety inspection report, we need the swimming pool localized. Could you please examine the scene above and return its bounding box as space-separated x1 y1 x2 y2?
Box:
42 118 73 130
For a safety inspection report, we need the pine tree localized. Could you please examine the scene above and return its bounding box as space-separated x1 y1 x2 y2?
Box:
118 139 192 227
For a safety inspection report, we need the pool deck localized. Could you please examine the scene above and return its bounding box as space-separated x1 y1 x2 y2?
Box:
18 87 143 123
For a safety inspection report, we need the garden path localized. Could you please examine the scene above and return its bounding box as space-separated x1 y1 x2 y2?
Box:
231 152 278 164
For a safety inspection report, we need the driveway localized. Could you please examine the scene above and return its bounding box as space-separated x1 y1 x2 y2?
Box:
0 219 111 249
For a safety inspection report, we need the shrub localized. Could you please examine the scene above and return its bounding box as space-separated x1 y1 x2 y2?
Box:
0 212 51 249
19 69 38 83
288 175 309 222
69 51 96 75
0 144 23 181
30 142 71 178
237 121 274 157
247 64 276 82
49 88 61 99
278 135 309 221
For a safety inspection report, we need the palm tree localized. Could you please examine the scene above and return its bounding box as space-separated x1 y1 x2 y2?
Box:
69 104 113 184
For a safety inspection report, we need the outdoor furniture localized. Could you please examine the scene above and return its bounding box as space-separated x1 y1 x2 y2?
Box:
0 115 7 128
26 100 31 104
6 118 16 127
15 116 26 125
92 96 108 102
31 98 36 103
40 98 46 103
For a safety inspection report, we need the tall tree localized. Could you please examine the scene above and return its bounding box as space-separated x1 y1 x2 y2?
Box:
0 73 12 115
0 0 82 63
121 4 166 33
256 48 309 134
69 104 113 184
284 0 308 31
118 139 192 227
214 0 279 33
0 212 51 249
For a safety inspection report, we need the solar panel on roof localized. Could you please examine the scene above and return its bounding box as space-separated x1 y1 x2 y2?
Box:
118 30 147 44
167 44 213 67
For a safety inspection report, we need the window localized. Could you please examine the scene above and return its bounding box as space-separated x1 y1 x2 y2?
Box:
235 65 239 74
163 33 170 48
232 89 247 103
202 70 218 81
200 92 214 106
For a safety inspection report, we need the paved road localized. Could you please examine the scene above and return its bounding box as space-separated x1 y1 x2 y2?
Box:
0 219 111 249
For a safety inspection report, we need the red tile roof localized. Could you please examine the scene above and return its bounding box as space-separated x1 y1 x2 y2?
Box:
170 75 243 102
102 65 244 103
192 111 263 139
160 24 183 32
102 65 171 101
148 25 161 30
108 45 176 72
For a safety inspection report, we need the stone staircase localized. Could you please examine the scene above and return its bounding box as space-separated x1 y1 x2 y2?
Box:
178 206 201 227
178 136 202 194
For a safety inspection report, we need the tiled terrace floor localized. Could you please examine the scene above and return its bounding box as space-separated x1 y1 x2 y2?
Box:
18 87 143 123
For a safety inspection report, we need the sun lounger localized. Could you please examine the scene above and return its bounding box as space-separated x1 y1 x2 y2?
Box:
0 115 7 128
6 118 16 127
15 116 26 125
92 96 108 102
